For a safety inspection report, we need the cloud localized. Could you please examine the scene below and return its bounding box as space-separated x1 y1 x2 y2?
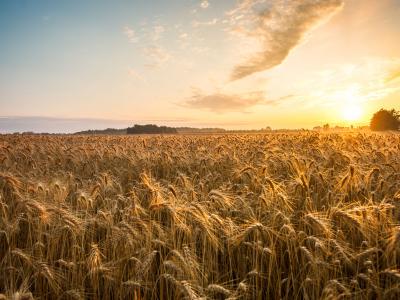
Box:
192 18 218 27
230 0 344 80
182 89 276 113
128 68 146 83
386 69 400 83
200 1 210 9
191 46 210 54
143 45 171 68
152 25 165 41
123 26 138 43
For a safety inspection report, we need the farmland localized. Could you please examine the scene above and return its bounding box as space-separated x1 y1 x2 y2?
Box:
0 133 400 299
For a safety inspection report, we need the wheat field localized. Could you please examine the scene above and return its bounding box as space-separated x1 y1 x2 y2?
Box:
0 133 400 299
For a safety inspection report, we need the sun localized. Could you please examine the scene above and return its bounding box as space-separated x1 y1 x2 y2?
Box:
342 103 362 122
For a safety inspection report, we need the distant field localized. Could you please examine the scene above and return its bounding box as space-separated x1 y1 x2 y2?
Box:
1 133 400 299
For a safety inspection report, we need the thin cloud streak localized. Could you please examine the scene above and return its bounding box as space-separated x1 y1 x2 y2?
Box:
192 18 218 27
182 89 280 113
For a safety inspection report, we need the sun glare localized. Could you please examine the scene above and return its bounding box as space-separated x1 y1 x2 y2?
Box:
342 103 362 122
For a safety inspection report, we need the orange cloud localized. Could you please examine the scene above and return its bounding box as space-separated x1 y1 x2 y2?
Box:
182 90 278 113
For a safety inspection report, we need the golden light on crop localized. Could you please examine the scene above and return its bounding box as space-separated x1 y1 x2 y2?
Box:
342 103 362 121
2 133 400 299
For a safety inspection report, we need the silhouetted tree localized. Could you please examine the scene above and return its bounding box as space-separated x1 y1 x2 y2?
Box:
370 109 400 131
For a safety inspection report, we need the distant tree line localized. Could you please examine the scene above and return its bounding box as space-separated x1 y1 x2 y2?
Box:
75 128 127 135
127 124 178 134
176 127 226 133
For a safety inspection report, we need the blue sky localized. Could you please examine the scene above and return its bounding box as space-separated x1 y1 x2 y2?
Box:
1 0 400 132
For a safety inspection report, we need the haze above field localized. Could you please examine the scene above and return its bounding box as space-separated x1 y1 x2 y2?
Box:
1 0 400 132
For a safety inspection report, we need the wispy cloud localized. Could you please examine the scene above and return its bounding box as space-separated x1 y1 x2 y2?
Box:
192 18 218 28
182 89 276 113
230 0 344 80
128 68 146 83
123 26 138 43
143 45 171 68
200 1 210 9
152 25 165 41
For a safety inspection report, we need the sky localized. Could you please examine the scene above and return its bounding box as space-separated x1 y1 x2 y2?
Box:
1 0 400 132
